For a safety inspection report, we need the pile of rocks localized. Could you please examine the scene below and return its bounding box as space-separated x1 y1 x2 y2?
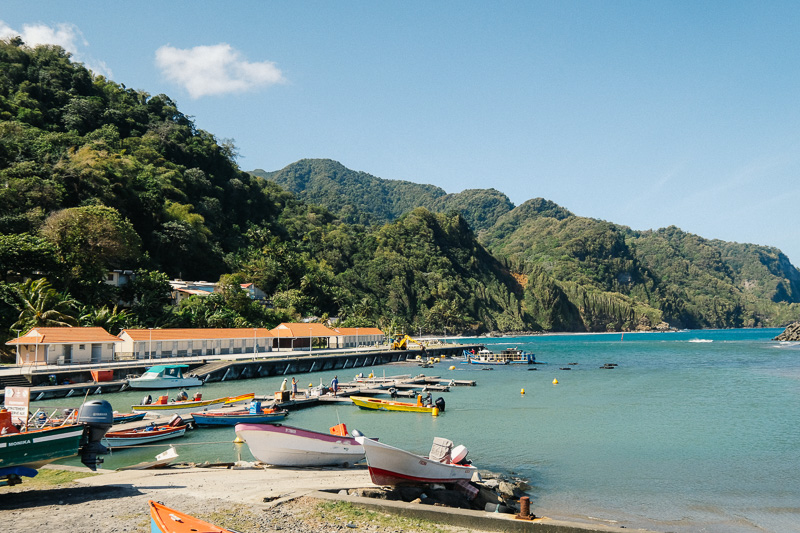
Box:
774 322 800 341
344 470 532 515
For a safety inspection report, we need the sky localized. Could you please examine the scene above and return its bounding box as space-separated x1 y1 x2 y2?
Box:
2 2 799 265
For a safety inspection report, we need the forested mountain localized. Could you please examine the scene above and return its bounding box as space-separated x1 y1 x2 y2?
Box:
1 39 798 358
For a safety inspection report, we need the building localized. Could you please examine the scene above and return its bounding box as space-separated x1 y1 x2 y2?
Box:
6 327 121 365
334 327 385 348
117 328 274 360
269 323 341 350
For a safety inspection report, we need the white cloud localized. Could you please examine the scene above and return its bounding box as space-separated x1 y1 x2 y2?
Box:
0 20 112 78
155 43 285 99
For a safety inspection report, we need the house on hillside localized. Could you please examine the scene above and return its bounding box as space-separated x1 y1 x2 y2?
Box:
334 327 385 348
6 327 121 365
269 323 341 350
117 328 274 360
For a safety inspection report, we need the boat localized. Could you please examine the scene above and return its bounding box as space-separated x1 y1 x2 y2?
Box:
191 405 288 427
224 392 256 405
234 423 365 467
354 432 477 486
350 395 445 414
102 420 188 449
149 500 236 533
113 412 147 424
131 394 229 416
0 400 113 486
462 347 536 365
126 364 203 389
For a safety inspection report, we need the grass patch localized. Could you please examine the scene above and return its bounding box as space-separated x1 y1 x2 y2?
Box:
0 468 99 491
313 500 452 532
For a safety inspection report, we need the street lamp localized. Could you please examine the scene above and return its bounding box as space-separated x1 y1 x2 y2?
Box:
148 327 153 361
356 327 359 349
309 326 313 354
253 327 258 359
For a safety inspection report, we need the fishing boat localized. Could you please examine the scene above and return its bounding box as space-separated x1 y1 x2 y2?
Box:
131 394 229 416
354 432 477 486
149 500 236 533
0 400 113 485
462 347 536 365
234 423 365 467
102 420 188 449
112 412 147 424
127 364 203 389
350 395 445 414
224 392 255 405
191 405 288 427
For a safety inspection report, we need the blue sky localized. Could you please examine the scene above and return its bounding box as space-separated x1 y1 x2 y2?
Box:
2 2 799 265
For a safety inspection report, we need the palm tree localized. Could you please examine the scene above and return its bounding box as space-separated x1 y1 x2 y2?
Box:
79 305 130 335
12 278 79 332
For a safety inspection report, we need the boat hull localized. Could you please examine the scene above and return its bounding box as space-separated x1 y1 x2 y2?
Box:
131 397 228 415
355 435 476 486
0 424 85 470
149 500 233 533
191 411 287 427
128 376 203 389
350 396 436 413
103 425 186 448
235 423 365 467
113 412 147 424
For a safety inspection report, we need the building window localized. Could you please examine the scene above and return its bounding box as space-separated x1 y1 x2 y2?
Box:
79 344 85 350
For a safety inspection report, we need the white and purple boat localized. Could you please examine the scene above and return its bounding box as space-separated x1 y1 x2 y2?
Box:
354 433 477 486
234 423 365 467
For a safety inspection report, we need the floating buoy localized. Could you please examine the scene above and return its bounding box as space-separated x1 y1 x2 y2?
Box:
552 378 559 385
449 365 456 370
233 435 244 444
309 383 313 387
432 407 439 417
434 358 440 363
521 388 525 395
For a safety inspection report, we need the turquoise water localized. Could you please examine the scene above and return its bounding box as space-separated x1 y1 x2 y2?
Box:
51 329 800 532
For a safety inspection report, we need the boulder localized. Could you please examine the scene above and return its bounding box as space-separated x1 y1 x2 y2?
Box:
774 322 800 341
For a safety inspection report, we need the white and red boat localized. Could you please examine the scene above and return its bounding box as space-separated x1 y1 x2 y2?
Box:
353 433 476 486
234 423 365 467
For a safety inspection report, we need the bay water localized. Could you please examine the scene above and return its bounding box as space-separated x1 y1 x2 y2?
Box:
52 328 800 532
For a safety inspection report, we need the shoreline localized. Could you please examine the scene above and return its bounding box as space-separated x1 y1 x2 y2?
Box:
0 464 653 533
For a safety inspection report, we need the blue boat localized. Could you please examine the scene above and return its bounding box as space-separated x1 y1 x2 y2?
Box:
113 412 147 424
190 404 288 427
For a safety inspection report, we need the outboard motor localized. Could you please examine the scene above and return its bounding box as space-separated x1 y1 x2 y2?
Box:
177 390 188 401
168 414 184 427
142 394 152 405
76 400 113 470
435 397 445 413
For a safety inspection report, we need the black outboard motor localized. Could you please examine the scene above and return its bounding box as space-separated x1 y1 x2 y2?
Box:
142 394 152 405
77 399 113 470
435 397 445 413
177 390 188 401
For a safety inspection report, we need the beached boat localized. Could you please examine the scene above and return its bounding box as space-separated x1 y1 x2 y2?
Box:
463 347 536 365
234 423 365 467
191 407 288 427
127 364 203 389
0 400 113 485
354 432 477 486
102 421 187 449
149 500 236 533
131 394 229 416
350 395 445 414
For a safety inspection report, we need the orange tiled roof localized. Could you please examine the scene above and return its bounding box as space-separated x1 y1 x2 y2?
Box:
121 328 274 342
6 327 120 345
270 323 340 337
335 327 385 336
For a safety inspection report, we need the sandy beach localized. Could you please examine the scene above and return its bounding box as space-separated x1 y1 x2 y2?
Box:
0 464 639 533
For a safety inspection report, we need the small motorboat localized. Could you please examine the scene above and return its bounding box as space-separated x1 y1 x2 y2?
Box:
350 395 445 415
354 432 476 486
149 500 235 533
127 364 203 389
191 402 288 427
112 412 147 424
102 416 188 449
131 393 229 416
234 422 365 467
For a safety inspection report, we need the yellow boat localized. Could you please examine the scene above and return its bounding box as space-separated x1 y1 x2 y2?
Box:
224 392 255 405
350 396 444 415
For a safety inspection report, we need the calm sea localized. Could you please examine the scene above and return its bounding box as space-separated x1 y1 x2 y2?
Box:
53 328 800 532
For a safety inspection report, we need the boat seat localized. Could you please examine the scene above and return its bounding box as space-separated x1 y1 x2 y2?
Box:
429 437 454 463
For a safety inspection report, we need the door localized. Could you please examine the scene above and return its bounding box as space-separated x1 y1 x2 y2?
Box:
91 344 102 363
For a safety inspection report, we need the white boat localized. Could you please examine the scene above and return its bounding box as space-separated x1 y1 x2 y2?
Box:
354 433 476 486
234 423 365 467
127 364 203 389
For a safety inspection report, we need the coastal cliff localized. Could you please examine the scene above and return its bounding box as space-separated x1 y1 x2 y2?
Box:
774 322 800 341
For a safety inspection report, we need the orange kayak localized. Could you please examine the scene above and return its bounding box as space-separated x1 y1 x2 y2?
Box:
149 500 238 533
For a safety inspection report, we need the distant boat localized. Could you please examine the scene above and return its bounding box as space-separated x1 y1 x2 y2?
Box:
102 420 187 449
350 395 445 415
235 423 365 467
191 408 288 427
127 364 203 389
149 500 236 533
462 347 536 365
354 432 477 486
689 339 713 343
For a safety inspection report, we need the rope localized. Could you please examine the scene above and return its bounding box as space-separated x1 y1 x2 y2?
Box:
107 440 236 449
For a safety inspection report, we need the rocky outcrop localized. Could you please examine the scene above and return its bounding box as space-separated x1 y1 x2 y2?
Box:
774 322 800 341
